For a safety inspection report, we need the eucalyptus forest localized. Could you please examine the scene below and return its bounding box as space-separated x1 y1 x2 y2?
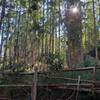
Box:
0 0 100 100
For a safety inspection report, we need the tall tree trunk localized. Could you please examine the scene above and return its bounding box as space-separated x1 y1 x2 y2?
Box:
92 0 98 59
65 0 83 68
0 0 6 59
0 0 6 30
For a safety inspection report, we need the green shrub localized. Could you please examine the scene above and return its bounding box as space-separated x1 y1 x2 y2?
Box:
84 55 96 67
40 52 64 71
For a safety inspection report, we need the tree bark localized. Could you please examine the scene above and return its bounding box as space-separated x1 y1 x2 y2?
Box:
65 0 83 68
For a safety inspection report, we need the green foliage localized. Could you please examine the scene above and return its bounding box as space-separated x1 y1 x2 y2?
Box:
4 63 26 72
20 0 28 7
46 52 64 71
76 55 97 67
83 56 96 67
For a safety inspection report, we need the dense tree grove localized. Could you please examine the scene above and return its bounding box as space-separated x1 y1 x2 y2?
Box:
0 0 99 99
0 0 99 71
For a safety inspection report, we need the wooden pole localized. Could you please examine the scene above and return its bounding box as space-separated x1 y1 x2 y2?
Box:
32 68 38 100
76 76 80 100
92 67 96 100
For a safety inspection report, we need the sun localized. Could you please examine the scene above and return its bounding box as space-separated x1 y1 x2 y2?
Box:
72 7 79 13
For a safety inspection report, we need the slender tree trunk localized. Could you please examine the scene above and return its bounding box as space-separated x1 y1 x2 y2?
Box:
0 0 6 59
92 0 98 60
0 0 6 30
